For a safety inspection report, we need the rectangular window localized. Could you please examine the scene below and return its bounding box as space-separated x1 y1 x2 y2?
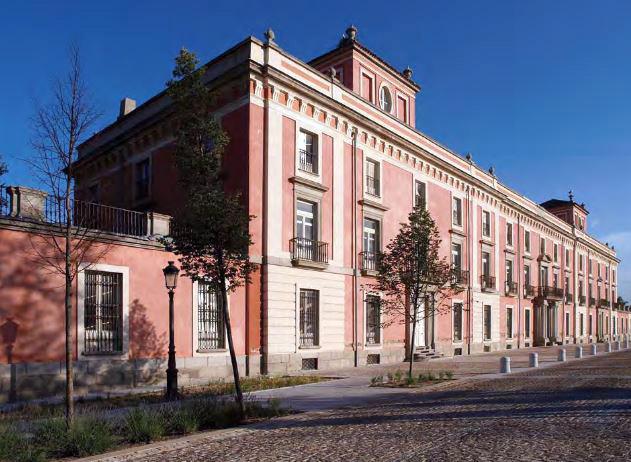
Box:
135 158 150 201
362 218 379 271
483 305 492 341
553 244 558 263
415 180 427 210
397 95 408 123
580 313 584 336
365 159 380 197
482 211 491 237
580 254 584 271
361 72 374 102
524 265 531 287
452 243 462 272
524 230 531 253
452 197 462 227
613 269 616 283
589 259 593 274
84 270 123 354
506 307 513 339
540 237 546 256
453 303 463 342
525 309 531 338
298 130 318 174
197 281 225 350
295 199 317 261
553 271 559 288
589 314 593 335
565 312 570 337
365 295 381 345
506 223 513 247
565 249 570 267
482 251 491 277
506 259 513 284
299 289 319 347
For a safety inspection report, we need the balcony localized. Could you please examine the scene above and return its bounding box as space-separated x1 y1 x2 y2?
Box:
599 298 610 308
524 284 535 298
366 176 380 197
290 237 328 269
359 251 380 276
589 297 596 307
298 149 317 174
505 281 518 296
538 285 564 300
565 292 573 304
579 295 586 306
480 275 495 292
451 268 469 286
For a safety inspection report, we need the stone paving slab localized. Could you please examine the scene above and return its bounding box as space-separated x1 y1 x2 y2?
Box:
82 348 631 461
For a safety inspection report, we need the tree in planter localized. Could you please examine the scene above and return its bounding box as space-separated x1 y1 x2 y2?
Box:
166 49 254 417
29 46 101 427
372 205 462 379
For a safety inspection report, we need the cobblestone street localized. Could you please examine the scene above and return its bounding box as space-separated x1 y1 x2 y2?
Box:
89 349 631 461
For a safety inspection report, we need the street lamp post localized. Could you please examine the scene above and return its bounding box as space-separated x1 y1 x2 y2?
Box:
163 261 180 401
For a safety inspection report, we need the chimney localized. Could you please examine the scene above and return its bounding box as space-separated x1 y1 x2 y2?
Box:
118 97 136 119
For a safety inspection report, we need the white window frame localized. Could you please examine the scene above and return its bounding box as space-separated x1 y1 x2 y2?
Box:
378 83 393 114
452 195 463 229
506 222 514 248
506 305 514 339
364 156 382 198
524 307 532 339
524 230 531 255
413 178 428 210
192 280 230 357
395 91 410 123
297 129 319 175
363 291 383 347
359 68 376 103
452 300 464 343
294 122 323 183
483 304 492 341
482 210 491 238
77 263 130 360
296 285 322 350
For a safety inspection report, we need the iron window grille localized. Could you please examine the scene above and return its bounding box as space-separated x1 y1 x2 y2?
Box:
453 303 463 342
300 289 319 347
197 281 225 351
84 270 123 354
298 149 317 174
365 295 381 345
366 175 380 197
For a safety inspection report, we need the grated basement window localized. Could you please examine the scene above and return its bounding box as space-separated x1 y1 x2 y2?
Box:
366 353 380 365
454 348 463 356
506 344 512 350
302 358 318 371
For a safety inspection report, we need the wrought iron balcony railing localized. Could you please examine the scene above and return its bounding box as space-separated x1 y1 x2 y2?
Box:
565 292 573 304
599 298 610 307
360 251 380 273
589 297 596 307
579 295 586 306
451 268 469 286
290 237 328 265
524 284 535 297
298 149 317 174
480 274 495 291
538 285 564 300
505 281 518 296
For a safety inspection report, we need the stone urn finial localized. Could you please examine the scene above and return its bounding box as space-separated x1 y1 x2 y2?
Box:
489 166 495 176
403 66 413 79
346 25 358 41
568 189 574 202
465 152 472 163
264 27 276 45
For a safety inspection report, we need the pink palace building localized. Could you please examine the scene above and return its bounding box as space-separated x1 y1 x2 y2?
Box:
0 26 627 399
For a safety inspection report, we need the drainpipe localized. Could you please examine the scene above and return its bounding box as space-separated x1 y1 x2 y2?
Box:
517 215 522 349
351 128 359 367
467 187 473 355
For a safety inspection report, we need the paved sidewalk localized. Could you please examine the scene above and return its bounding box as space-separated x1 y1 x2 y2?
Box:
83 344 631 461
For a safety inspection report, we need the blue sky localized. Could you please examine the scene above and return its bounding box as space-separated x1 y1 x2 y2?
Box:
1 1 630 297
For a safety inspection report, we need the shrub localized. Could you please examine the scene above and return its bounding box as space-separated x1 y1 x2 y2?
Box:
386 372 394 382
438 371 445 380
35 417 115 458
122 408 165 443
417 373 426 382
406 376 416 386
0 425 45 462
370 375 384 385
393 370 403 382
427 372 435 381
163 406 200 435
445 370 454 380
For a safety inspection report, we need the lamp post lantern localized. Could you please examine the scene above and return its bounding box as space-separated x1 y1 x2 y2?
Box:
163 261 180 400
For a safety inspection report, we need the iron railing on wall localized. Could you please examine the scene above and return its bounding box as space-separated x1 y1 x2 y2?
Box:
298 149 317 174
290 237 328 264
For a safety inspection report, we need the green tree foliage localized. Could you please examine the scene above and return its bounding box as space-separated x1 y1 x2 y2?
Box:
166 48 254 417
373 205 461 378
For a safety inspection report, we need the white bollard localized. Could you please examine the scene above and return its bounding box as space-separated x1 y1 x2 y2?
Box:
558 349 567 362
575 346 583 359
617 340 622 351
606 342 612 352
591 344 597 355
500 356 511 374
529 352 539 368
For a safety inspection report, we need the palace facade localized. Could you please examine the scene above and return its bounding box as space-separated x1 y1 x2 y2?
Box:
1 27 626 399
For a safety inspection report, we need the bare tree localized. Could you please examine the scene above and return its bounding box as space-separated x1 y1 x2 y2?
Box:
29 46 100 427
372 205 462 378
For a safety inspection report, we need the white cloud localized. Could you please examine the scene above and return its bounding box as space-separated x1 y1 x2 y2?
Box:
601 231 631 301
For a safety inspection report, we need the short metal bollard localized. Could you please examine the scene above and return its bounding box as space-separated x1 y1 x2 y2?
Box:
617 340 622 351
558 349 566 362
500 356 511 374
591 344 597 355
575 346 583 359
529 352 539 368
606 342 612 352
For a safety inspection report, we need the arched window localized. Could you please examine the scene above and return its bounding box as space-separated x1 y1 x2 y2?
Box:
379 85 392 112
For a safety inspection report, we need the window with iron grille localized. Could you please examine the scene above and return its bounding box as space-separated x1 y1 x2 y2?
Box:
453 302 463 342
365 295 381 345
299 289 319 347
365 159 380 197
298 130 318 174
84 271 123 354
197 281 225 351
483 305 492 341
525 309 531 338
506 307 513 339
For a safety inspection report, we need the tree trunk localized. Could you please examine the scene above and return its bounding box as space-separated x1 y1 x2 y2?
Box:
408 295 417 380
64 187 74 428
220 277 244 419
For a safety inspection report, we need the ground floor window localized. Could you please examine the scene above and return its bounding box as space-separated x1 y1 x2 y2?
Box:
506 307 513 339
84 270 123 354
580 313 584 336
525 309 531 339
197 281 225 351
483 305 492 341
300 289 319 347
453 302 463 342
589 314 593 336
565 312 570 337
365 295 381 345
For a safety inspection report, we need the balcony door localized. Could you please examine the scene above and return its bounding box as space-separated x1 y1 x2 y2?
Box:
296 200 316 259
